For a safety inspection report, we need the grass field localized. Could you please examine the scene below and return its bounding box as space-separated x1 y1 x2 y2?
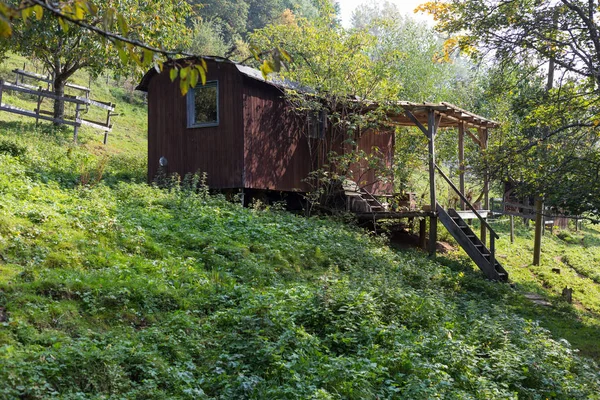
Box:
0 54 599 398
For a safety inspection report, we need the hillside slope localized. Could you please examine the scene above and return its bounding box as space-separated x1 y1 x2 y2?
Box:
0 125 599 399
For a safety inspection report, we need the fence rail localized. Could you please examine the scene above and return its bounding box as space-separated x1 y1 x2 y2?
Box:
0 78 115 144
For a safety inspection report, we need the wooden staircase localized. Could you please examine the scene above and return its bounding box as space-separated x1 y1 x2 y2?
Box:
437 203 508 281
359 188 385 212
344 181 387 213
433 164 509 282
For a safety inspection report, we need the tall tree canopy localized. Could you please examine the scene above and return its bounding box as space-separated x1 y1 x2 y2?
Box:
2 0 192 121
420 0 600 217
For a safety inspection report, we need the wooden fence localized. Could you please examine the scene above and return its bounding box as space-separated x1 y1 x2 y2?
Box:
0 78 116 144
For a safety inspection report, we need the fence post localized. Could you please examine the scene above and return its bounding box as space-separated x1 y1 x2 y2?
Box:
0 79 3 106
73 102 81 142
35 86 43 125
510 215 515 243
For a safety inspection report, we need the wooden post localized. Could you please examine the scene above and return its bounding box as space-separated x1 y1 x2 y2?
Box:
510 215 515 243
428 110 437 257
0 79 3 106
73 102 81 142
419 218 427 250
458 122 466 210
479 128 489 246
533 197 543 265
103 109 112 145
35 86 43 125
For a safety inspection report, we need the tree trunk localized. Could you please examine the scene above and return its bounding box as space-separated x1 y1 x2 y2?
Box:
53 76 67 124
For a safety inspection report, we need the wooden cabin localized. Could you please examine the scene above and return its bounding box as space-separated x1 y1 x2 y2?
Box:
136 57 394 204
138 57 512 280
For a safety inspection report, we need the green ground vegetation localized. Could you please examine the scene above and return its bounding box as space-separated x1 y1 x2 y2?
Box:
0 119 599 398
490 218 600 361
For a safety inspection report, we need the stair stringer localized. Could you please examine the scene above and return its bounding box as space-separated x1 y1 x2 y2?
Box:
437 203 507 281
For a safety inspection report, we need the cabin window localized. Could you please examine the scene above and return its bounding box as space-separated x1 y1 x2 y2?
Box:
187 81 219 128
307 110 326 139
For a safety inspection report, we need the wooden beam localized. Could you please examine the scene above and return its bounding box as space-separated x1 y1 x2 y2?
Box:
428 110 437 257
419 218 427 250
2 81 87 104
458 122 465 210
480 128 489 245
404 110 428 137
0 104 79 127
464 127 482 147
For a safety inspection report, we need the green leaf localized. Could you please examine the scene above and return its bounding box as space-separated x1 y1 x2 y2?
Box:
21 7 32 23
180 66 189 80
0 15 10 37
189 67 199 88
33 5 43 21
58 17 69 33
180 75 189 95
280 48 292 63
195 65 206 85
169 67 178 82
117 13 128 36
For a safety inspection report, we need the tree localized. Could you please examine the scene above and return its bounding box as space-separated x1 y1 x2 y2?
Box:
189 0 248 43
250 4 402 207
187 19 229 57
3 0 192 122
419 0 600 218
418 0 600 88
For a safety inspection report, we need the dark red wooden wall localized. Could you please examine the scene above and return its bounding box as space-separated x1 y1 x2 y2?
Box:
146 59 395 194
242 78 313 192
147 60 244 188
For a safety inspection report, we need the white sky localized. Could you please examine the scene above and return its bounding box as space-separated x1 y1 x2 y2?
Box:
336 0 433 27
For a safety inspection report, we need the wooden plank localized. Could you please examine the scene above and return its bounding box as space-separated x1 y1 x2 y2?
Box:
13 68 52 83
80 118 111 131
2 82 87 104
76 96 115 110
67 83 91 92
456 210 490 219
13 69 91 93
0 104 80 127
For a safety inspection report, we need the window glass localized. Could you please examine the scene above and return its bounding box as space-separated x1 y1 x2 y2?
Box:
188 81 219 127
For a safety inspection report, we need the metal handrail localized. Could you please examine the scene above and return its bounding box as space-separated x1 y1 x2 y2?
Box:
434 164 499 240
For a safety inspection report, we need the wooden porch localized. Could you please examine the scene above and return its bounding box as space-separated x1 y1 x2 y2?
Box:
348 101 507 280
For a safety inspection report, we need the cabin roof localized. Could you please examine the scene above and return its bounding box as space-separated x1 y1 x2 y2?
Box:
136 55 300 92
137 56 499 130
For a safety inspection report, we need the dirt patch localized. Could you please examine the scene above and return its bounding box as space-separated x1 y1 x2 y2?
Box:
436 241 455 254
389 229 456 254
